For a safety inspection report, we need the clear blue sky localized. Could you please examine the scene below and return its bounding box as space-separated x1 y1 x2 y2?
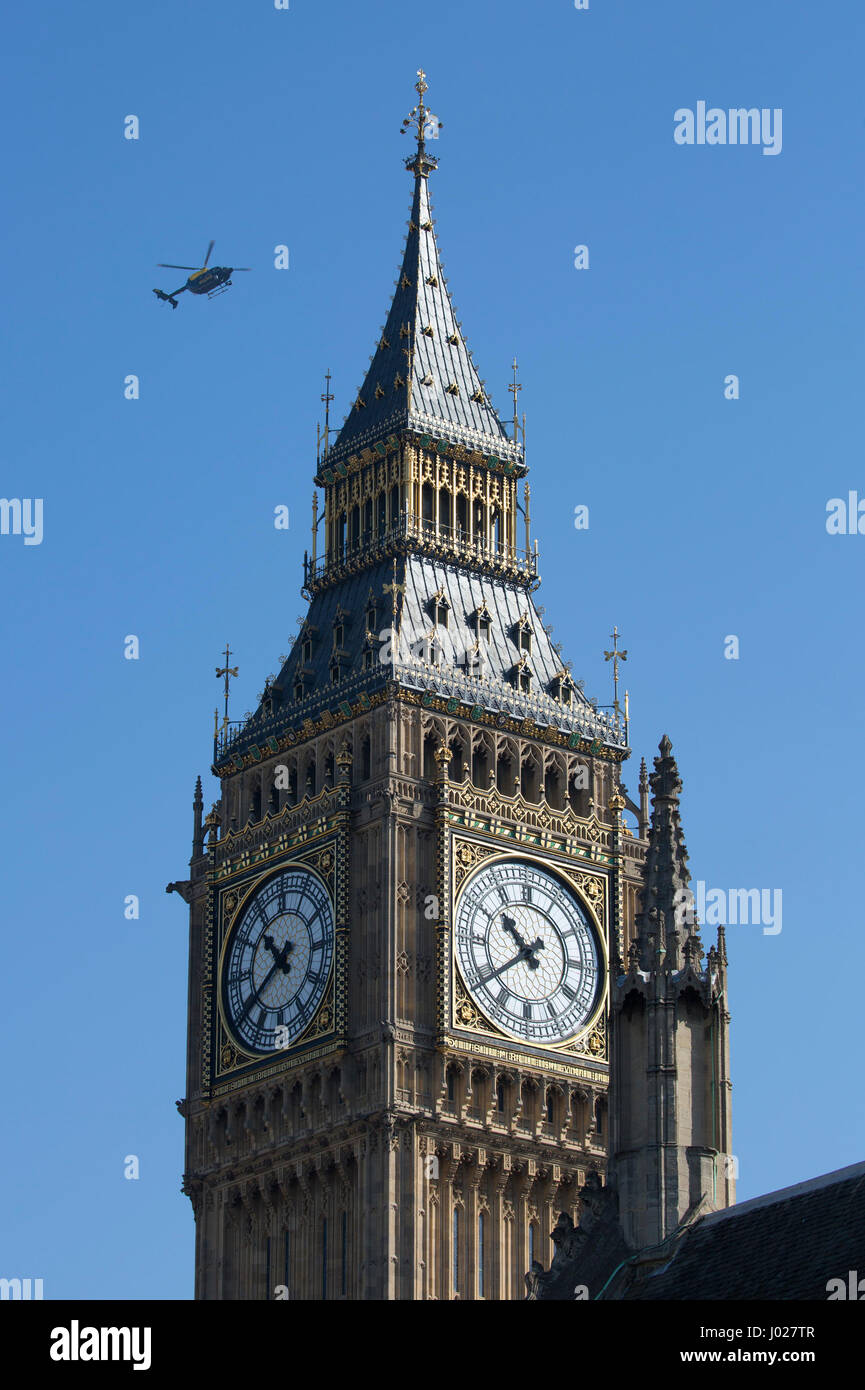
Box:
2 0 863 1299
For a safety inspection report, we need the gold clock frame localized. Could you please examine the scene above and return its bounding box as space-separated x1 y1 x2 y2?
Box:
210 843 341 1087
447 837 610 1060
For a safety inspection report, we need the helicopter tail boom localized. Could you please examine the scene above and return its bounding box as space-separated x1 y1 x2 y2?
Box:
153 288 180 309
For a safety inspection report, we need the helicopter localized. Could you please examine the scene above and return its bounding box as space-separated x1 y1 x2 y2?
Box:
152 240 250 308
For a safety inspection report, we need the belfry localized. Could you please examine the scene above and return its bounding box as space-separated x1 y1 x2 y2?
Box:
171 72 733 1300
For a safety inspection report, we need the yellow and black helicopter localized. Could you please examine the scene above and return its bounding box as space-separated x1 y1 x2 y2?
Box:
152 240 250 309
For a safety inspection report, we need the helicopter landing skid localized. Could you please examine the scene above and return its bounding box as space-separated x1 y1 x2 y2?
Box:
207 283 232 299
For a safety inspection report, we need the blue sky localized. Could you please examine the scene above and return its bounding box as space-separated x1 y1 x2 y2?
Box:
2 0 863 1298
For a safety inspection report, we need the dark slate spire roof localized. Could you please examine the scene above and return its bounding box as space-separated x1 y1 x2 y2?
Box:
330 76 518 464
220 553 623 764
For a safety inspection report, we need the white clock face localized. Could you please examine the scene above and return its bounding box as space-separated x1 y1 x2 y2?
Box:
455 858 601 1046
222 866 334 1054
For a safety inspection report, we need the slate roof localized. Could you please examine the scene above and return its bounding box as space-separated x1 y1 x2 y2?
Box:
329 157 520 464
217 553 624 766
214 105 623 771
619 1161 865 1301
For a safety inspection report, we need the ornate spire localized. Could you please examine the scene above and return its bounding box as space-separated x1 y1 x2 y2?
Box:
192 775 204 860
610 737 735 1248
633 735 698 972
329 70 517 464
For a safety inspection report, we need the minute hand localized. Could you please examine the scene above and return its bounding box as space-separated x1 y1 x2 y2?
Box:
238 956 282 1020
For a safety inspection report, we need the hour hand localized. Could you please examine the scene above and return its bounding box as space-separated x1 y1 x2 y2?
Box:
500 913 528 951
263 934 293 973
524 936 545 969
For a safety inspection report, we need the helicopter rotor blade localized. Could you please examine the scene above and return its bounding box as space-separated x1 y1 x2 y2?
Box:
203 239 215 268
229 267 252 272
157 263 198 270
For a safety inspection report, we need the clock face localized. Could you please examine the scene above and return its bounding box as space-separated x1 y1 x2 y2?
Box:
222 866 334 1054
455 858 601 1046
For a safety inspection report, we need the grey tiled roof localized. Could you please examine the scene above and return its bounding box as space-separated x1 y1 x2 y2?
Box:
217 554 623 764
330 167 516 462
621 1161 865 1301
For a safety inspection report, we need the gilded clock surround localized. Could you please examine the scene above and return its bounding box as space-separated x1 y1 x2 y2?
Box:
205 787 352 1094
448 841 609 1061
217 859 336 1063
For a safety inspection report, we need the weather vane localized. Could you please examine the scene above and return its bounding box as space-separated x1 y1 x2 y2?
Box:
603 626 628 719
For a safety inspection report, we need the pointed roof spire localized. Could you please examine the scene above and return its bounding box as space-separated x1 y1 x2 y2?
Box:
329 71 520 465
634 736 697 972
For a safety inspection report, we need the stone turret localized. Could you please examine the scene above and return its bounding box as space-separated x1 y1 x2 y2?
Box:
609 735 734 1250
525 737 734 1299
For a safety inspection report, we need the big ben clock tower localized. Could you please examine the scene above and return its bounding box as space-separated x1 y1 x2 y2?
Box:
171 72 663 1300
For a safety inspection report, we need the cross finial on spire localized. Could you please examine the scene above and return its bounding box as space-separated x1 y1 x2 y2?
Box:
508 356 522 441
215 643 239 728
400 68 440 177
603 626 628 719
320 369 333 460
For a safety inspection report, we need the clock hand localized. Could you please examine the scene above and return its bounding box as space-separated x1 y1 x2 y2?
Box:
500 913 528 952
523 936 546 969
500 914 545 968
238 946 287 1020
476 945 535 988
264 934 294 974
237 963 279 1020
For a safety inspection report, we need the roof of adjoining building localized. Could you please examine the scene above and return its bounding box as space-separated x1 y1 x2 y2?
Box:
618 1160 865 1300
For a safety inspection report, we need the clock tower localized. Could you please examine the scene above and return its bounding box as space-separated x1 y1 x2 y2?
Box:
172 73 659 1299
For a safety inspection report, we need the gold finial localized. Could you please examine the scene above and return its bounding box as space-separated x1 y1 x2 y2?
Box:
603 627 628 721
383 559 406 677
383 557 405 625
400 68 440 176
508 357 522 442
402 321 415 412
434 741 452 778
